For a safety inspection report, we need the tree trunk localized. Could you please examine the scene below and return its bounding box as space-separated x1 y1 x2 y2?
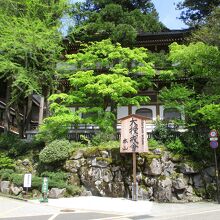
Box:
24 94 33 131
15 103 24 138
3 80 11 134
110 102 118 139
38 96 45 125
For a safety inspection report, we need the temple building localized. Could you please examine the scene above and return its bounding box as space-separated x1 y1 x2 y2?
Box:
0 29 191 138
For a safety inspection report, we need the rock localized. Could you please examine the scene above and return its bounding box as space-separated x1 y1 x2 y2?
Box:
176 190 185 200
113 170 123 182
186 186 194 196
0 181 10 194
144 177 156 187
32 189 41 199
180 163 199 174
10 185 23 196
163 161 175 176
48 188 66 199
64 160 81 173
155 177 172 202
153 148 162 155
172 174 188 190
22 159 31 166
144 158 162 176
102 169 113 183
136 172 142 183
138 186 153 200
193 175 204 188
71 150 84 160
80 186 93 196
68 174 81 186
137 156 145 166
204 167 215 177
161 151 170 163
101 151 109 158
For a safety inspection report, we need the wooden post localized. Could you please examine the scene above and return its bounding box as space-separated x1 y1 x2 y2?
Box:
38 96 44 125
132 152 137 201
214 148 220 203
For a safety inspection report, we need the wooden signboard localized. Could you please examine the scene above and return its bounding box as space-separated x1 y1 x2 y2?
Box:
120 114 148 153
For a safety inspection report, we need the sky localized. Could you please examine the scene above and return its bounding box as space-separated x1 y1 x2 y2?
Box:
152 0 188 29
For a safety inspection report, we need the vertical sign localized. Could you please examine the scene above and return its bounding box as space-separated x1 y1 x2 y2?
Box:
120 114 148 153
42 177 49 194
23 173 32 188
120 114 148 201
209 129 220 203
41 177 49 203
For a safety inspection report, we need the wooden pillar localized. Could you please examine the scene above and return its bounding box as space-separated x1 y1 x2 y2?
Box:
38 96 44 125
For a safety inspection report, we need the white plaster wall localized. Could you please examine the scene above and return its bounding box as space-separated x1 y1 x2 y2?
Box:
117 106 128 119
160 105 164 120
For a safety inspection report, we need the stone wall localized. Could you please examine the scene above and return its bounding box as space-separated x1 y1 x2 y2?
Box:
0 147 217 202
64 147 217 202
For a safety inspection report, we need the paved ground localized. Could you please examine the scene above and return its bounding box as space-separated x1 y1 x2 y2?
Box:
1 196 220 220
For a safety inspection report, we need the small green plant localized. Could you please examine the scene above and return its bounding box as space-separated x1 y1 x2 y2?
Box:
0 153 15 169
148 139 163 150
91 132 116 146
39 139 71 164
166 138 185 154
0 169 14 180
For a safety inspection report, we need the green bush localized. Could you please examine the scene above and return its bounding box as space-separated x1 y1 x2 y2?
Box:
0 134 45 157
66 185 81 196
40 171 68 181
0 153 15 169
152 120 180 144
166 138 185 154
148 139 163 150
9 174 23 186
0 169 14 180
39 139 71 164
91 132 116 146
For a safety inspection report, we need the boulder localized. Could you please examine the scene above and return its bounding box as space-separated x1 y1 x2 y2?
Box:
180 163 199 174
144 177 157 187
144 158 162 176
172 174 188 190
101 151 109 158
0 181 10 194
64 160 81 173
22 159 31 166
68 173 81 186
10 184 23 196
204 167 215 178
163 161 175 176
155 177 172 202
138 186 153 200
193 175 204 188
70 150 84 160
48 188 66 199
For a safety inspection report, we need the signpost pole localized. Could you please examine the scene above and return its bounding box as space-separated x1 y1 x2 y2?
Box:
214 148 220 204
132 152 137 201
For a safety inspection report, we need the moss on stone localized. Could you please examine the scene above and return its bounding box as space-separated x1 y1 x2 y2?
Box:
96 157 113 164
140 152 161 165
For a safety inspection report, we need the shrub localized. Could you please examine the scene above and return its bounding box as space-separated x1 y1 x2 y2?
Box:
148 139 163 150
0 153 15 169
152 120 180 144
39 139 71 164
91 132 116 146
40 171 68 181
0 134 45 157
166 138 185 154
0 169 14 180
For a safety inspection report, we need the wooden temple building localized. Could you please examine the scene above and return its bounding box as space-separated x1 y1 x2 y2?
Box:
0 29 191 138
